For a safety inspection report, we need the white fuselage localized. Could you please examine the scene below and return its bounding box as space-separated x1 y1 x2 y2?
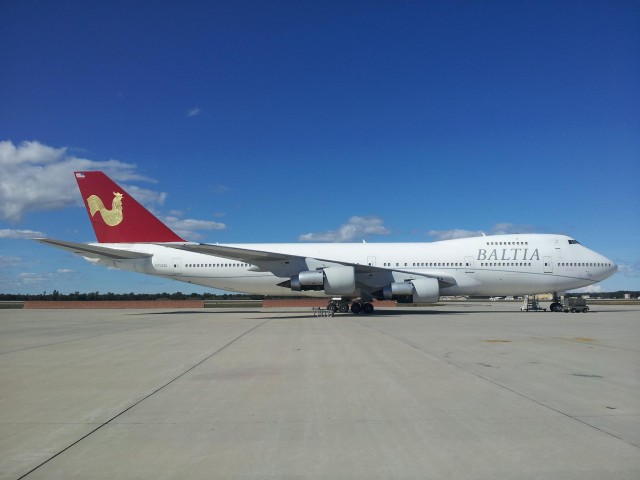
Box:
86 234 616 297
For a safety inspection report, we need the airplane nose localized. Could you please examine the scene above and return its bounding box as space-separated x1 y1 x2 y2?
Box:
605 258 618 279
590 249 618 281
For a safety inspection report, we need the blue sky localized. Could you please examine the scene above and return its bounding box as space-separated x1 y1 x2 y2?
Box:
1 0 638 294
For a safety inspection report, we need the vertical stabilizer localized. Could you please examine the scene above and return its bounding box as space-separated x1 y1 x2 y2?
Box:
74 171 185 243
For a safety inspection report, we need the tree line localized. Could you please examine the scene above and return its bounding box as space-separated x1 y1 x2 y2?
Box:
0 291 266 301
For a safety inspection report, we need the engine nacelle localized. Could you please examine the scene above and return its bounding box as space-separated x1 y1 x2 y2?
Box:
383 282 413 298
291 270 324 291
290 266 355 295
383 277 439 303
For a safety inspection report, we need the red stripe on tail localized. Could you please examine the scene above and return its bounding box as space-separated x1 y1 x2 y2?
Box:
74 171 185 243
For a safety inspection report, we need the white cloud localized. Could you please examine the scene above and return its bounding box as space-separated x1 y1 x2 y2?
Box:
13 270 78 286
211 184 231 194
0 251 79 289
14 272 47 285
0 255 21 267
571 285 604 294
0 228 46 239
427 223 538 241
162 215 226 241
124 184 168 208
0 140 231 241
427 229 484 241
0 140 146 221
299 216 390 242
187 107 201 117
617 260 639 277
490 223 537 235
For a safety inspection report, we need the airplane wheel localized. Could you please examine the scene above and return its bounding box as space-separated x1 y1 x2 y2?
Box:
550 303 562 312
327 303 337 313
363 302 374 314
351 302 362 314
338 303 349 313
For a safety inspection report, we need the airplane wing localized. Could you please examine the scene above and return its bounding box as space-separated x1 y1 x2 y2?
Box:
165 243 291 262
37 238 152 260
163 243 457 286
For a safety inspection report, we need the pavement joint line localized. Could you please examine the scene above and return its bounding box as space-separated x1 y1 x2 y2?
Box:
353 318 640 451
15 314 275 480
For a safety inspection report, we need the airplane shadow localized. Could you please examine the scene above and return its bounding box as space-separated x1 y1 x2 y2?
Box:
126 310 264 316
126 307 538 319
253 309 481 320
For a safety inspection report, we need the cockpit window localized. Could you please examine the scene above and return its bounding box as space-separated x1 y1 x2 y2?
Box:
568 239 580 245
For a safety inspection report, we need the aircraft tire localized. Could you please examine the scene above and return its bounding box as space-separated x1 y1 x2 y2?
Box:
363 302 374 314
550 303 563 313
351 302 362 314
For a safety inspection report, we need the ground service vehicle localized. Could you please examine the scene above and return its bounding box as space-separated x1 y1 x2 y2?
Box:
560 297 589 313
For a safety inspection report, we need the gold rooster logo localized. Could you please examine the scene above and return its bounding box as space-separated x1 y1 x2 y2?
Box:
86 192 124 226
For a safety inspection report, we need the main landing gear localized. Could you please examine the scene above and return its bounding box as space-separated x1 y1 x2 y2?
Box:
549 291 564 312
326 299 375 314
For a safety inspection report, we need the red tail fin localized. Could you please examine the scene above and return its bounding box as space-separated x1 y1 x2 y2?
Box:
74 171 185 243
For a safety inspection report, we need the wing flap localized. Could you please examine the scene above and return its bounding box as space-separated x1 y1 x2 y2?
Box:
37 238 152 260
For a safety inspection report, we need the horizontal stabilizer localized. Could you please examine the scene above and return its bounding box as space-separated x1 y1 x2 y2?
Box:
37 238 152 260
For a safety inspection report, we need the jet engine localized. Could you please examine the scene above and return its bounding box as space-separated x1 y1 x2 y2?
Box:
290 266 355 295
383 277 439 303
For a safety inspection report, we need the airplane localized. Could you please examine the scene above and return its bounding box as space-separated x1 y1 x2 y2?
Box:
38 171 617 313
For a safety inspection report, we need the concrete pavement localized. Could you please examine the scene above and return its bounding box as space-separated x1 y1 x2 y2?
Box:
1 304 639 479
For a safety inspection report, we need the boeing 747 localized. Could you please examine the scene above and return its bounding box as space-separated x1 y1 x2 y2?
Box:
39 171 617 313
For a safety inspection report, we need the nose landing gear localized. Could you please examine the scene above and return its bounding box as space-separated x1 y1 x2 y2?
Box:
549 291 567 312
550 302 563 312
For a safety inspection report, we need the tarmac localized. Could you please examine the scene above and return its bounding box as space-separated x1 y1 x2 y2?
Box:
1 303 639 479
